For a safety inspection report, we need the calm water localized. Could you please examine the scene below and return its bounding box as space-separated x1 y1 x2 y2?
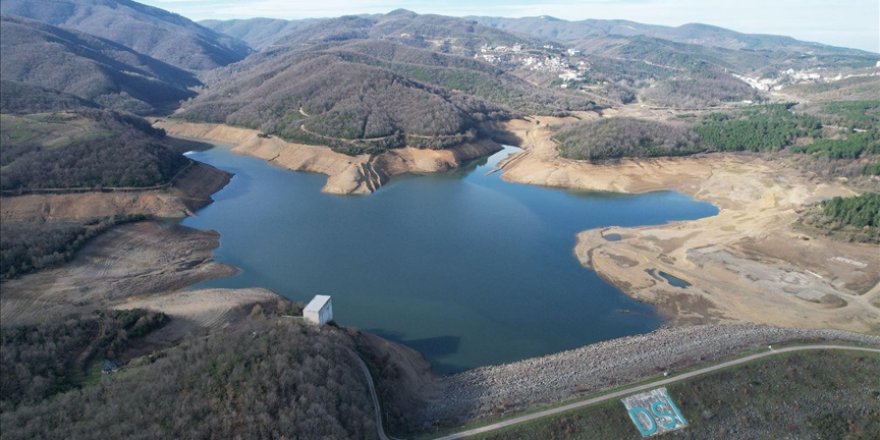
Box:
183 146 717 373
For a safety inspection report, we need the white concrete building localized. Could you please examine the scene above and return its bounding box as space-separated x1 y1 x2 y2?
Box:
304 295 333 325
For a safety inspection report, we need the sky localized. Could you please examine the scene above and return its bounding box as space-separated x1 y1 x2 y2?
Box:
141 0 880 52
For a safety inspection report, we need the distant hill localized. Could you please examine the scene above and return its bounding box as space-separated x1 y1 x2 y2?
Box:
200 17 323 50
0 15 198 114
267 9 532 56
0 0 251 70
472 16 875 57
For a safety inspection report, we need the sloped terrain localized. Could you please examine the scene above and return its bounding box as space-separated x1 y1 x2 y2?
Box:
0 0 251 70
274 9 529 56
0 15 198 114
178 44 514 154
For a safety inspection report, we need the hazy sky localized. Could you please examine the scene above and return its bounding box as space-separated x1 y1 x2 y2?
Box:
142 0 879 52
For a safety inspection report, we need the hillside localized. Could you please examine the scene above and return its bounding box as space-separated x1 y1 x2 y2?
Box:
200 17 323 50
0 15 198 114
0 0 251 70
0 311 379 440
465 15 878 107
177 41 534 154
0 102 190 191
0 81 99 114
473 15 877 60
271 9 531 57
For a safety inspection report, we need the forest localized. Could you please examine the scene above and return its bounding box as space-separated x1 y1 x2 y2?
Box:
0 309 168 412
0 109 190 191
693 104 822 152
800 192 880 243
551 104 879 168
0 316 378 440
790 129 880 159
820 192 880 229
641 71 761 108
181 51 512 155
554 117 703 160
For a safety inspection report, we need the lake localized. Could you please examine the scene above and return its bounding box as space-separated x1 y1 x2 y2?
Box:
183 146 718 373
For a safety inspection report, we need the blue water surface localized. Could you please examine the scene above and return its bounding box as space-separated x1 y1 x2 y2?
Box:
183 146 718 373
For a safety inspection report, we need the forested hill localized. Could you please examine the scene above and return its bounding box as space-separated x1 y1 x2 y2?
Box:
0 81 100 114
0 81 192 192
178 39 596 155
271 9 532 57
200 17 324 50
0 108 190 191
0 15 198 115
0 0 251 70
179 46 505 155
471 16 876 58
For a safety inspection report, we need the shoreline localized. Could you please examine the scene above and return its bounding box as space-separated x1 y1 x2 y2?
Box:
498 115 880 333
155 119 502 195
3 123 878 431
0 161 232 222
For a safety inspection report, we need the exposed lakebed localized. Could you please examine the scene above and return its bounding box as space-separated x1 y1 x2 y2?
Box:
183 146 718 373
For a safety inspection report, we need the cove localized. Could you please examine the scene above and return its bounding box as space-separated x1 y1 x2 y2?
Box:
182 146 718 373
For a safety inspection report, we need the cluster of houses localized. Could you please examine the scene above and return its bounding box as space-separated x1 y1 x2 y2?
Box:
475 43 589 87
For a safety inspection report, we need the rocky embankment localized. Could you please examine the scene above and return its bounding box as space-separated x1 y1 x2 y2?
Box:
156 119 501 195
414 324 880 427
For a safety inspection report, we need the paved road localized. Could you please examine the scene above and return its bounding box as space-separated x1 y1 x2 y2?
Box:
432 344 880 440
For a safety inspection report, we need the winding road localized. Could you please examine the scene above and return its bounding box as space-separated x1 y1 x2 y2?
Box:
427 344 880 440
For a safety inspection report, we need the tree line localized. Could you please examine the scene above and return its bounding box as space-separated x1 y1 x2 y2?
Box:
555 104 878 164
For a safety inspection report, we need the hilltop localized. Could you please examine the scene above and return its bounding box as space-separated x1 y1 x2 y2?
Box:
0 0 251 70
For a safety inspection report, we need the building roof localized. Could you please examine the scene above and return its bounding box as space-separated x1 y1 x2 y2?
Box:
304 295 332 313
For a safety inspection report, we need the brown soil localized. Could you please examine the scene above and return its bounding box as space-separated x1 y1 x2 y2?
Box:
499 114 880 334
0 162 231 222
155 119 501 195
0 221 237 326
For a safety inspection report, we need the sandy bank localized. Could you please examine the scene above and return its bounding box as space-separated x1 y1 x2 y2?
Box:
155 119 501 195
0 162 231 222
499 115 880 333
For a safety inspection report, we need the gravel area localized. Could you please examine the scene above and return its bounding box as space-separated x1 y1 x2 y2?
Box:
416 324 880 426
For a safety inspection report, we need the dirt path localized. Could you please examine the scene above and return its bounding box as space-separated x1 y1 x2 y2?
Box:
498 115 880 333
433 344 880 440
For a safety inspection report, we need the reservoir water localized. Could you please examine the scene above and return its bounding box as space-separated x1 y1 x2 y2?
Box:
183 146 718 373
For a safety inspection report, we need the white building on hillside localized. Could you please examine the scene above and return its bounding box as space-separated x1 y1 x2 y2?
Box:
304 295 333 325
